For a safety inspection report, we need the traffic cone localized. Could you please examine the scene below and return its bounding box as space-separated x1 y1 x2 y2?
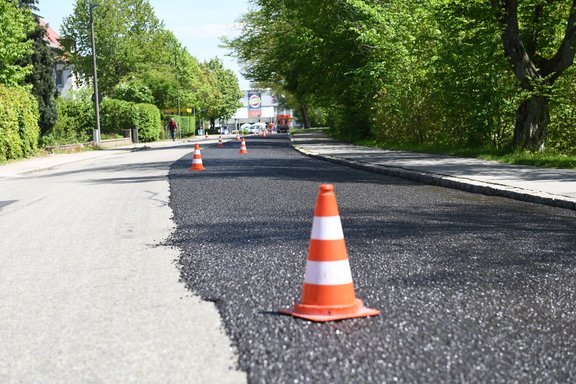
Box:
236 133 241 141
190 143 206 171
239 138 248 155
280 184 379 322
217 135 224 148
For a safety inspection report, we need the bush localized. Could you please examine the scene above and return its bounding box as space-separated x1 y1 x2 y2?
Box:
42 96 92 146
0 84 40 161
100 98 133 135
131 103 162 142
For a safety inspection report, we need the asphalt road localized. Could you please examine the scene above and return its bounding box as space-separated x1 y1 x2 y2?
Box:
169 134 576 383
0 142 246 383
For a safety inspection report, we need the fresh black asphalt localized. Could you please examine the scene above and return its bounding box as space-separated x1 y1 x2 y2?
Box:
168 135 576 383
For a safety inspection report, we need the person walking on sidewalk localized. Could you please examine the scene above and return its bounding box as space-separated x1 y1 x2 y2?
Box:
168 118 178 141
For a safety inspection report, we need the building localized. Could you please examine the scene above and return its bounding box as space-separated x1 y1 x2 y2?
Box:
39 18 75 97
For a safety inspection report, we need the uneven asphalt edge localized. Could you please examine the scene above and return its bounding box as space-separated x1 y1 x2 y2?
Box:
292 143 576 211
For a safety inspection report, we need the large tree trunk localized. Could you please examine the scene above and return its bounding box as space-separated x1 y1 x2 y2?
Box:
514 95 549 152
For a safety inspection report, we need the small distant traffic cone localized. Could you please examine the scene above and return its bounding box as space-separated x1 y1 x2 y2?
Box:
190 143 206 171
280 184 380 322
239 138 248 155
236 133 241 141
217 135 224 148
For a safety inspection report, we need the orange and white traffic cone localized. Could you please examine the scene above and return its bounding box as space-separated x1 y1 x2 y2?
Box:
217 135 224 148
280 184 380 322
239 137 248 155
236 132 241 141
190 143 206 171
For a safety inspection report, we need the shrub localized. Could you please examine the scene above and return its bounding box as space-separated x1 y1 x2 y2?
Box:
100 98 133 135
0 84 40 161
42 95 92 146
131 103 162 142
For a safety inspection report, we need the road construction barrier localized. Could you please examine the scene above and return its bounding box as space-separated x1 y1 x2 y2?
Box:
280 184 380 322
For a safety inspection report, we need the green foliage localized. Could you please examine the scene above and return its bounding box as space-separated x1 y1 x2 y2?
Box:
0 0 35 86
100 98 133 134
166 115 196 137
23 21 58 135
228 0 576 155
202 58 243 123
42 91 93 146
131 103 162 142
0 84 40 161
100 98 162 142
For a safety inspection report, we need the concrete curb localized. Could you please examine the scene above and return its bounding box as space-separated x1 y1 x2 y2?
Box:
293 144 576 211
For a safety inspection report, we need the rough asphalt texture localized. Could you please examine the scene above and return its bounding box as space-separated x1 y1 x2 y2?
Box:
168 135 576 383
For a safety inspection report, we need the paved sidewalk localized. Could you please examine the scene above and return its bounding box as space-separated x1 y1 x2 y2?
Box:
0 137 216 179
292 132 576 211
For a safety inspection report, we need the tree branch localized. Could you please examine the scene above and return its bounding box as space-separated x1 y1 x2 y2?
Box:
540 0 576 81
497 0 541 89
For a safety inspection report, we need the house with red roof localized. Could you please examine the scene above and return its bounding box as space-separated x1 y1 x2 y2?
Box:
39 18 76 97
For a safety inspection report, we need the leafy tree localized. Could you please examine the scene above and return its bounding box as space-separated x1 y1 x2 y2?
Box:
61 0 165 94
0 0 35 86
491 0 576 152
203 58 243 128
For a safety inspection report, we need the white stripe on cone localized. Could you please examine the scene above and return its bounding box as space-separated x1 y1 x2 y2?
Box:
304 260 353 285
310 216 344 240
192 159 203 164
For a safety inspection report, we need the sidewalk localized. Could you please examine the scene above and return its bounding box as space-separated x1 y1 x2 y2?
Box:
0 137 211 179
292 132 576 211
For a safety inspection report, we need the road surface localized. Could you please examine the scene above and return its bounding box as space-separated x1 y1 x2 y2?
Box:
0 142 246 383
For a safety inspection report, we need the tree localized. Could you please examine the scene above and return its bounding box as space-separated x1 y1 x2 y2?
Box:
203 58 243 128
492 0 576 151
16 0 58 136
0 0 35 86
61 0 165 94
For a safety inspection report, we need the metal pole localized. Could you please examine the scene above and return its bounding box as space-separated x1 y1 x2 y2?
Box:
89 4 101 145
175 54 181 139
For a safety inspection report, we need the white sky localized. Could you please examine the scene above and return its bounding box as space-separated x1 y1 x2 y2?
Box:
38 0 252 88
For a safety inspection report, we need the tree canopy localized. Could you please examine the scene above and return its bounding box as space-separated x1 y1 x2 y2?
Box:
226 0 576 153
61 0 242 122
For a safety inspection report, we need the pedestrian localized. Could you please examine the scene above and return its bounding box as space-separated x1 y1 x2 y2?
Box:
168 118 178 141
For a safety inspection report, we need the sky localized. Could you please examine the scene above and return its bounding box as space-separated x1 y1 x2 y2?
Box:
37 0 252 89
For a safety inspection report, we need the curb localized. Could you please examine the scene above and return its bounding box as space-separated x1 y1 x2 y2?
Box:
293 144 576 211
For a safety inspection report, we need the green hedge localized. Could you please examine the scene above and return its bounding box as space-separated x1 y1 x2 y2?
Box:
131 103 162 142
0 84 40 161
166 115 196 137
100 98 162 142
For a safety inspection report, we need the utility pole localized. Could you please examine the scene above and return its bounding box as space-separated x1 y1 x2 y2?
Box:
175 54 181 139
89 4 101 145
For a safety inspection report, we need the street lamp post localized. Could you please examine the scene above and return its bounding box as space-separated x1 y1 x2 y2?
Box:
89 4 101 145
175 55 181 139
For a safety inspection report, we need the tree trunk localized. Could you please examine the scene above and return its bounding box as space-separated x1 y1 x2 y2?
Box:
300 103 310 128
513 95 549 152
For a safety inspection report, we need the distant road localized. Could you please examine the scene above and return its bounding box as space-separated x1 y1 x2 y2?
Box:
0 141 246 383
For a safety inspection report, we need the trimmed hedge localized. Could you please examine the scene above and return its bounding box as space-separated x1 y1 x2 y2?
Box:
166 115 196 137
100 98 162 142
131 103 162 142
0 84 40 161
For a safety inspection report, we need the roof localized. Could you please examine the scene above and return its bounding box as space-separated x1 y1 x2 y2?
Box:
38 18 62 50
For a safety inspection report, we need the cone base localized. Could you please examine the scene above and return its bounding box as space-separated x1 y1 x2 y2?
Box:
279 299 380 322
190 165 206 171
217 144 224 148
